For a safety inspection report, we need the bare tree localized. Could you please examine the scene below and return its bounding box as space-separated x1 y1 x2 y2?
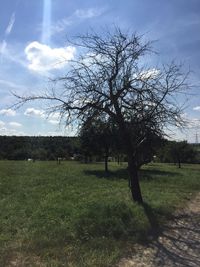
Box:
14 28 189 203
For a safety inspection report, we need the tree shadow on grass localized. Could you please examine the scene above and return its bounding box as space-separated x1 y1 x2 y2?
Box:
84 167 181 181
142 202 161 233
84 168 129 180
139 169 182 181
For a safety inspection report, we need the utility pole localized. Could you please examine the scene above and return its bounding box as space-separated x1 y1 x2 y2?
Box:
195 132 199 144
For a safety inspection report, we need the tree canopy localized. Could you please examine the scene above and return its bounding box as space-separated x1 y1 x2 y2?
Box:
14 28 189 203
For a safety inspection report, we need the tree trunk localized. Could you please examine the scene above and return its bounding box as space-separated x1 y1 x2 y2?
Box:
84 154 88 163
128 155 143 203
117 154 120 165
115 115 143 203
178 158 181 168
104 147 109 173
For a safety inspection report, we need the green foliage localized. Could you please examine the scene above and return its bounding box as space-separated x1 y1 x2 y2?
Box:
157 140 199 165
79 117 119 162
0 161 200 266
0 136 80 160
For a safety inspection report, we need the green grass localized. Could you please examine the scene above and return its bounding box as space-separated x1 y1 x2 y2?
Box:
0 161 199 266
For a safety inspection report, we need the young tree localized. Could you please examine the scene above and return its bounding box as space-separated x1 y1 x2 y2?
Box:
79 116 117 172
14 28 189 203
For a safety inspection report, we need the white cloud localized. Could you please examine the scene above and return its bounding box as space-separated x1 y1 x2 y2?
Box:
0 127 25 136
187 118 200 129
24 107 45 117
8 122 22 128
25 41 76 72
47 113 60 125
0 120 5 128
193 106 200 111
48 112 60 120
48 119 59 125
138 68 160 80
0 109 16 116
181 113 200 129
24 108 61 125
0 120 23 135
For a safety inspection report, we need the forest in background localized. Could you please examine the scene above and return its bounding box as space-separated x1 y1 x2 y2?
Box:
0 136 80 160
0 135 200 165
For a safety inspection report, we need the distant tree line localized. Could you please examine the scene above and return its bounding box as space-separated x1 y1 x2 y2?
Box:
0 135 199 167
157 141 200 167
0 136 80 160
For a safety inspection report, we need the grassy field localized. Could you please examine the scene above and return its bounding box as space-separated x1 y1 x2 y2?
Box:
0 161 200 266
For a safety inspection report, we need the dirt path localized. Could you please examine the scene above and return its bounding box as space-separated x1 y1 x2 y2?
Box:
118 193 200 267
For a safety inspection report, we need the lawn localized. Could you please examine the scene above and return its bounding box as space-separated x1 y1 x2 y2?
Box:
0 161 199 266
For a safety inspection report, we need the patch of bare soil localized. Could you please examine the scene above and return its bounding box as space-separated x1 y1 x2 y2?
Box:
118 193 200 267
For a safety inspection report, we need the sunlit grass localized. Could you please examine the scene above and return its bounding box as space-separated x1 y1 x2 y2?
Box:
0 161 199 266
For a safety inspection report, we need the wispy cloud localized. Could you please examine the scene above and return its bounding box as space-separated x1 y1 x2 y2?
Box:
50 7 105 36
0 12 16 58
74 8 104 19
0 79 27 91
1 43 28 69
0 41 7 56
5 12 16 36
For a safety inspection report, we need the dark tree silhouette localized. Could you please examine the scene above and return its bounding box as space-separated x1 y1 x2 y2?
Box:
158 141 198 167
79 116 118 172
13 28 189 203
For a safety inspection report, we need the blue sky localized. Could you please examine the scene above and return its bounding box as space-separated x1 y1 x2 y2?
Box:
0 0 200 141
